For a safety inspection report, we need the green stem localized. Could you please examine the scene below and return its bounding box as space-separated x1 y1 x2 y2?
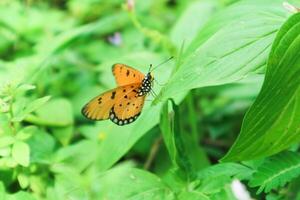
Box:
8 93 16 135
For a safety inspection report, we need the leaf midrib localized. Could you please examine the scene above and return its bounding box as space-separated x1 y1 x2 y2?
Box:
260 162 300 189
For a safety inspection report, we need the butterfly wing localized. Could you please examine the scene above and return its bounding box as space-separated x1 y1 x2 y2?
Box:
110 93 146 125
81 83 141 121
112 64 144 86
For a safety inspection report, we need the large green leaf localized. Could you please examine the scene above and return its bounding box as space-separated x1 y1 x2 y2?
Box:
222 13 300 161
155 0 288 103
91 166 174 200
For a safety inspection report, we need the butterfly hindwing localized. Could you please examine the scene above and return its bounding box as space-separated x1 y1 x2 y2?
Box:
110 92 146 125
112 64 144 86
81 83 141 120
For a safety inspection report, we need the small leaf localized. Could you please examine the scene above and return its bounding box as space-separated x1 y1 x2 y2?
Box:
16 126 37 141
15 84 36 94
222 12 300 161
12 141 30 167
12 96 51 122
0 136 15 148
17 174 29 189
0 182 7 200
249 151 300 194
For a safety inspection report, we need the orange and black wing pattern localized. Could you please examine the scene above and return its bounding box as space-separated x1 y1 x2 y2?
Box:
81 83 143 125
112 64 144 86
110 90 146 125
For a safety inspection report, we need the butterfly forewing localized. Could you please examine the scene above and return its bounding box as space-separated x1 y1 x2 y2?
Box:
112 64 144 86
81 83 141 120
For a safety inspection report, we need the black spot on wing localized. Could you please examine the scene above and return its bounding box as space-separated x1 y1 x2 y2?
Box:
126 70 130 76
111 91 116 99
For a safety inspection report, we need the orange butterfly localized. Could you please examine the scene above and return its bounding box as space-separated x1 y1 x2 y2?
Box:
81 63 155 126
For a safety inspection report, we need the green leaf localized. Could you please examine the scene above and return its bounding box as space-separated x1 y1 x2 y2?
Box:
160 99 194 180
197 163 254 181
177 191 209 200
16 126 37 141
249 151 300 194
0 136 15 148
222 13 300 161
0 182 7 200
27 129 55 164
27 98 73 127
12 141 30 167
155 0 287 103
95 104 162 171
12 96 51 122
52 126 73 146
92 166 174 200
8 191 37 200
47 166 88 200
17 174 29 189
197 175 232 194
54 140 97 172
210 185 237 200
170 0 217 48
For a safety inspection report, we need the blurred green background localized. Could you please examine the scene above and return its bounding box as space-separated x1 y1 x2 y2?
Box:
0 0 296 199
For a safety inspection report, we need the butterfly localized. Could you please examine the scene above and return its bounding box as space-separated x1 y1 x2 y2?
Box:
81 63 156 126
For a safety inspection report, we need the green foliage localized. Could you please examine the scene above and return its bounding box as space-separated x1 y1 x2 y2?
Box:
222 12 300 161
249 151 300 193
1 0 300 199
160 99 194 180
92 165 175 200
155 0 288 103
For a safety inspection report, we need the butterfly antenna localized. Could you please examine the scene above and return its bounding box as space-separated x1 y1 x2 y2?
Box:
149 56 174 72
149 64 153 72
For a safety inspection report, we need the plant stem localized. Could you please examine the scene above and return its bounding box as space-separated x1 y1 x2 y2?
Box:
144 136 162 170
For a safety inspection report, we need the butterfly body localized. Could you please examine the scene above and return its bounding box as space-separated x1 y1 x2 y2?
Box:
82 64 154 126
137 72 153 96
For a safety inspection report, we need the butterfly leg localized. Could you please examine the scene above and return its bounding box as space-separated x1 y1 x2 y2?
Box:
150 89 158 98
